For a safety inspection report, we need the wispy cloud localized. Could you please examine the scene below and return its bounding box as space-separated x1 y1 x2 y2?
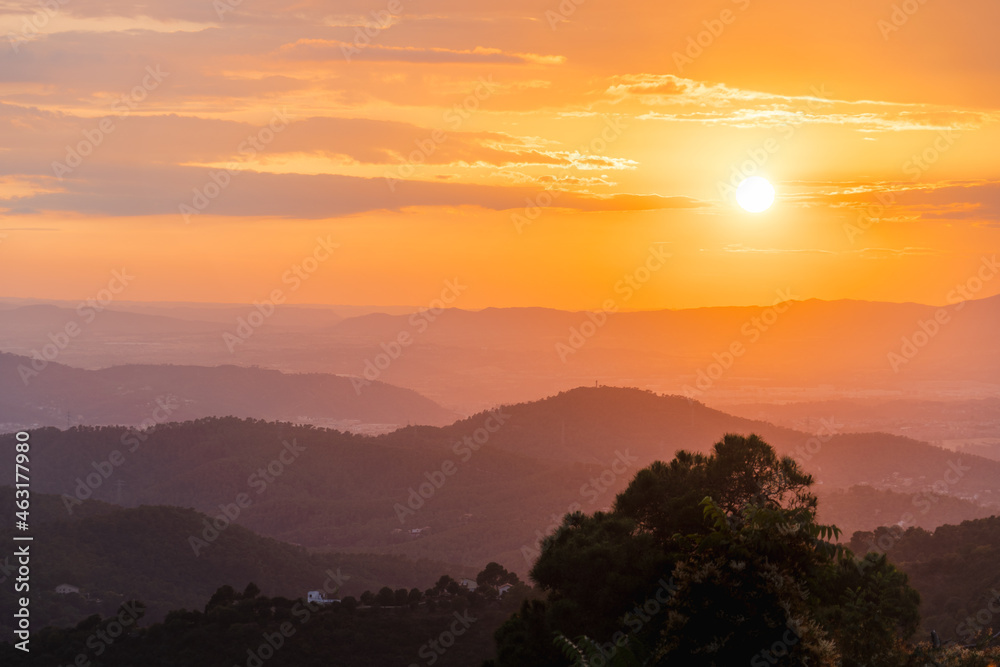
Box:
710 244 835 255
278 39 564 64
604 74 998 132
0 164 705 219
798 181 1000 226
854 247 940 259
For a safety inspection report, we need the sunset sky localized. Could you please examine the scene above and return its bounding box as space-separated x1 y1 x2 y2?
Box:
1 0 999 310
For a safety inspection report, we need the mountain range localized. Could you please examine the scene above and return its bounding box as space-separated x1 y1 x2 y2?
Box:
2 386 996 575
3 296 998 413
0 352 457 432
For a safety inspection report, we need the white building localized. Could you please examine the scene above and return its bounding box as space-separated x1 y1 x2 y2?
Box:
307 590 339 605
459 578 478 592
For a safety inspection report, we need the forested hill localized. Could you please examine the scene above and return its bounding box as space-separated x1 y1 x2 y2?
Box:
0 487 473 641
851 515 1000 641
0 418 620 570
384 387 1000 501
0 583 527 667
3 387 999 571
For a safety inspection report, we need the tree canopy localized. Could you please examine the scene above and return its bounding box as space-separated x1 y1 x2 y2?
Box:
489 433 922 667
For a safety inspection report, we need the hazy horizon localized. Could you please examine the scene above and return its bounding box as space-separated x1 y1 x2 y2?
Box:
3 291 999 311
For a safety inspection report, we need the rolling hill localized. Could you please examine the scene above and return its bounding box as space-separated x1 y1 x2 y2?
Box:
0 487 474 641
405 387 1000 507
3 386 998 574
0 352 458 432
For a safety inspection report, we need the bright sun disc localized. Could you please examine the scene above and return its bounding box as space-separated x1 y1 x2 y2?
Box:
736 177 775 213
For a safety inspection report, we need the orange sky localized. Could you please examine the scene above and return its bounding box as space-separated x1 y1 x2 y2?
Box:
1 0 998 310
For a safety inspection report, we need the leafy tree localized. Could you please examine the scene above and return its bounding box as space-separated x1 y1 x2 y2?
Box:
656 499 841 665
375 586 395 607
492 599 564 667
206 584 237 611
360 590 374 606
477 562 521 588
407 588 423 605
394 588 410 606
528 511 668 642
814 552 920 666
613 433 815 549
491 433 921 666
434 575 456 595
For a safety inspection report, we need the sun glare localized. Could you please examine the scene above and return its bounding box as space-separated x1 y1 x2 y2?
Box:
736 177 776 213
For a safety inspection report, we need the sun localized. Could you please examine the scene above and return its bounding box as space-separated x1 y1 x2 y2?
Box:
736 177 776 213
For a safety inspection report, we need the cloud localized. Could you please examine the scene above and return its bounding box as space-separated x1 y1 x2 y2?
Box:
0 164 705 219
854 247 939 260
1 0 997 235
0 213 45 219
0 103 618 174
800 181 1000 226
700 244 938 260
712 244 835 255
603 74 997 132
278 39 564 65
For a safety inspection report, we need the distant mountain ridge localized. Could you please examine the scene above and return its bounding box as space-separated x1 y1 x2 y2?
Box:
0 352 458 430
2 295 998 411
